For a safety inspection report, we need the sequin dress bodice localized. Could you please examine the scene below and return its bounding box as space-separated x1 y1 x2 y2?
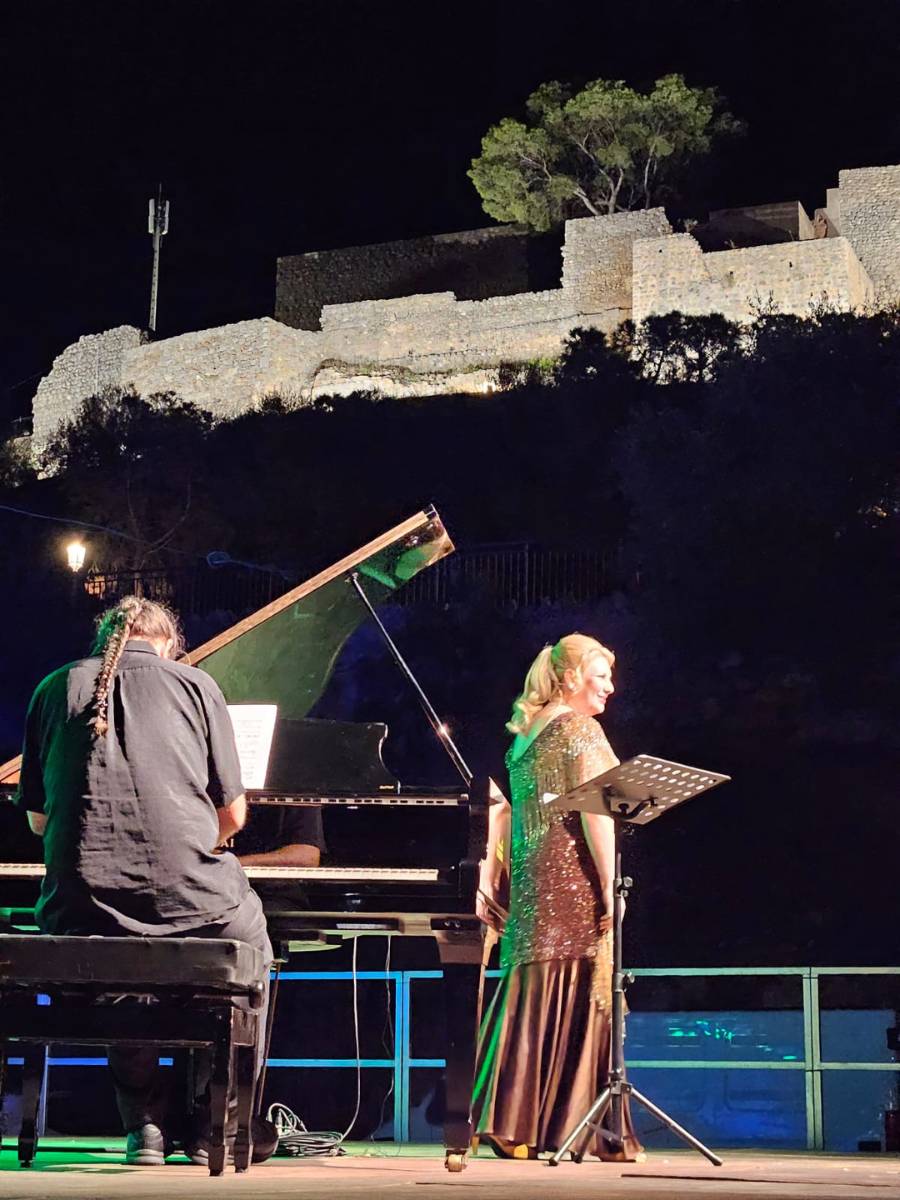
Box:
501 712 618 968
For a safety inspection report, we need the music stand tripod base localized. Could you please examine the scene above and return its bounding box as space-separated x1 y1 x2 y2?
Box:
544 756 729 1169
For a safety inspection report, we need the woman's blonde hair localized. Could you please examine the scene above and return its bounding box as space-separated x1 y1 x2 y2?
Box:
507 633 614 736
89 595 184 737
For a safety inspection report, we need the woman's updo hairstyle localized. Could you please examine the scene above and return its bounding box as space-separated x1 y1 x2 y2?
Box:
506 633 614 736
89 596 184 737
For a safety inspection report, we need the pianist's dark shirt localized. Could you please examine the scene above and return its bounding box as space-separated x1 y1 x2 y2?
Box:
17 640 251 936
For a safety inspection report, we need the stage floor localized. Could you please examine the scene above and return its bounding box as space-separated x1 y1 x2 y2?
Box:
0 1144 899 1199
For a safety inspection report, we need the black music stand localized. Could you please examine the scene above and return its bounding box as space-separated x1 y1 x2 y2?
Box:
544 755 730 1168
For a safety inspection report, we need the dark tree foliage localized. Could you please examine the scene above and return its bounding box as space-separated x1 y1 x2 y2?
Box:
204 382 634 571
622 311 742 383
41 387 226 569
616 309 899 687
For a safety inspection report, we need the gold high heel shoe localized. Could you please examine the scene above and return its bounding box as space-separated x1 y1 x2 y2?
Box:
479 1134 537 1160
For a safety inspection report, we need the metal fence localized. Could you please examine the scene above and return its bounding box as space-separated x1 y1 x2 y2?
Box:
16 965 900 1150
79 545 622 617
397 544 621 608
81 564 289 617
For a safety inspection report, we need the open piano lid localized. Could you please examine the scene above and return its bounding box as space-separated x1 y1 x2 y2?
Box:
186 506 451 713
0 508 453 789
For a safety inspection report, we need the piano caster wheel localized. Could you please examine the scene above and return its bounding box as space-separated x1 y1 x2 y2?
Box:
445 1152 467 1173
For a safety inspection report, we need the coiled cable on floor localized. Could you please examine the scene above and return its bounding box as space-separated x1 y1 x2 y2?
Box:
267 1103 346 1157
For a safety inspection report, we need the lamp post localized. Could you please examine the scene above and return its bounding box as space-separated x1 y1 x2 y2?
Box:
65 540 87 603
66 541 87 573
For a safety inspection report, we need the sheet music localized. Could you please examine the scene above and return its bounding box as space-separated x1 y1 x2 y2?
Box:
227 704 278 790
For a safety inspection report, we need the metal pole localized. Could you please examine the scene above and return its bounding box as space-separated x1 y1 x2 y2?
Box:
348 572 473 786
148 184 169 335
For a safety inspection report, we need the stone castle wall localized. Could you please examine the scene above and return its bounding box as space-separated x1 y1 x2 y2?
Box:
32 326 143 450
561 209 670 307
30 210 671 447
831 165 900 302
633 234 873 324
123 319 320 415
28 164 899 450
275 224 562 330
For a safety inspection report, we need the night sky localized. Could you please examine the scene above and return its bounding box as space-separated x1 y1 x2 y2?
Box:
3 0 899 426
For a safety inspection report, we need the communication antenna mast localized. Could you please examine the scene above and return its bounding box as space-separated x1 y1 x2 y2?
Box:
147 184 170 335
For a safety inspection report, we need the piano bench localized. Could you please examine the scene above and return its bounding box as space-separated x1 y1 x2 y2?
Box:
0 934 266 1176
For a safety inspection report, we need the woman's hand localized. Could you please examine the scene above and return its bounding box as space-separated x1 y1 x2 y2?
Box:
602 888 625 924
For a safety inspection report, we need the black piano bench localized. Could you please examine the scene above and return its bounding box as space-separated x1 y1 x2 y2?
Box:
0 934 266 1176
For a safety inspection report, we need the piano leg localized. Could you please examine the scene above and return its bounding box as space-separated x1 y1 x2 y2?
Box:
18 1043 46 1168
436 927 494 1173
232 1022 256 1174
207 1019 233 1176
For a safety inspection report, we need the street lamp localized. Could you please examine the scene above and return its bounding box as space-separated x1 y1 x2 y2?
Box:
66 541 87 573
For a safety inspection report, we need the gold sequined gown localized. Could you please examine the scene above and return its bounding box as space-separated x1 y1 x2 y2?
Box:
472 712 642 1158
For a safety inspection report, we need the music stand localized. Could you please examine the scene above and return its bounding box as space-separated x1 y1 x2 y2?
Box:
544 755 730 1168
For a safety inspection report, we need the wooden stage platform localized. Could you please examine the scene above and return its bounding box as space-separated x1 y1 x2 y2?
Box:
1 1144 898 1199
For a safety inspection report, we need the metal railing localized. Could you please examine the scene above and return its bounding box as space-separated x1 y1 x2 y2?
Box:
81 564 287 617
19 965 900 1149
401 966 900 1150
78 545 622 618
397 544 621 608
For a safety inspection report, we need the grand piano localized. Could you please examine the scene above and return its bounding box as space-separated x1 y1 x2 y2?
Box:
0 508 510 1171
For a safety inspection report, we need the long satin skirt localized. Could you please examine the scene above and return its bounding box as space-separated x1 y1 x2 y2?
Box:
472 956 642 1158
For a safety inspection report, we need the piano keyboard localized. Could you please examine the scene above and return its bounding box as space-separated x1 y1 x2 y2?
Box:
245 866 440 883
0 863 439 884
247 791 465 807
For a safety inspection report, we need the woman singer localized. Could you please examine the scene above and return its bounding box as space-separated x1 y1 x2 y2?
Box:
472 633 642 1160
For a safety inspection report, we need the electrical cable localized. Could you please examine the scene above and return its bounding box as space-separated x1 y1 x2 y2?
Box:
267 937 363 1157
359 934 406 1157
374 934 395 1131
266 1104 345 1157
254 958 282 1115
0 502 151 545
339 935 363 1142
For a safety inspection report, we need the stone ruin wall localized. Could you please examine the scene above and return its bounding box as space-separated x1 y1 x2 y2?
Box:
29 210 671 449
633 234 873 325
829 165 900 303
27 165 900 452
123 319 320 416
310 209 671 392
275 224 562 330
31 326 143 452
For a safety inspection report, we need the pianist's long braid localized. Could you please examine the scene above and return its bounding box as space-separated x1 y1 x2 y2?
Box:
506 634 615 736
90 596 184 738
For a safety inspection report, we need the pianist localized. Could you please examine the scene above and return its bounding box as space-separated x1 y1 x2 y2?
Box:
15 595 274 1167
